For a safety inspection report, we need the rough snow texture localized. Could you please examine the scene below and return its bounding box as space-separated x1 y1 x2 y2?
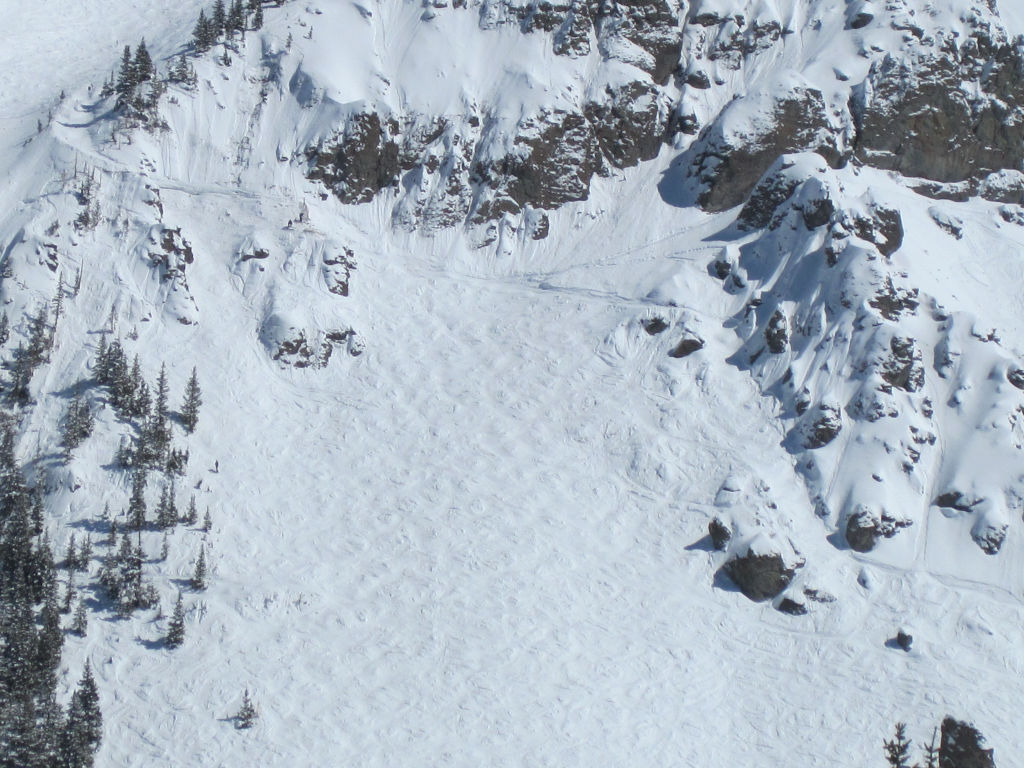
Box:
2 0 1024 765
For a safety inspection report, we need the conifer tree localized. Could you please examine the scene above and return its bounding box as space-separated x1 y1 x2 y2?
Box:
250 0 264 29
884 722 912 768
0 309 9 346
166 593 186 648
71 598 89 636
236 689 257 729
180 367 202 433
61 661 102 767
126 471 147 532
133 40 154 84
64 534 78 571
115 45 136 98
26 304 51 366
202 509 213 533
159 533 169 561
191 545 207 590
79 534 92 571
193 10 215 52
183 494 199 525
212 0 228 35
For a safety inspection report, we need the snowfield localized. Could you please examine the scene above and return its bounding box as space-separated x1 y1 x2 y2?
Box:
2 0 1023 765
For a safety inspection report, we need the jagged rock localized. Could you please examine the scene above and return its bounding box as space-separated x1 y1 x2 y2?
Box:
869 276 919 321
765 310 789 353
685 69 711 89
308 112 401 204
971 521 1006 555
1006 368 1024 390
881 336 924 392
852 40 1024 183
776 597 807 616
722 538 803 602
708 517 732 550
934 491 982 512
846 0 874 29
642 317 668 335
851 204 904 256
594 0 682 84
803 403 842 449
693 85 840 212
473 109 603 220
323 248 356 296
584 79 666 169
930 207 965 238
844 505 912 552
552 1 592 57
939 718 995 768
668 335 704 358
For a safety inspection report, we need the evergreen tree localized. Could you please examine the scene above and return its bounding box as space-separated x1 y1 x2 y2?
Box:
166 593 186 648
212 0 228 35
202 509 212 533
62 393 95 454
0 310 9 346
180 367 201 433
64 534 78 571
193 9 215 52
183 494 198 526
10 342 34 403
236 689 257 729
71 599 89 636
159 533 169 561
884 722 912 768
126 471 147 532
115 45 136 98
133 40 154 84
26 304 51 366
191 545 207 590
251 0 264 29
61 661 102 768
62 575 76 614
921 727 939 768
79 534 93 571
156 482 178 530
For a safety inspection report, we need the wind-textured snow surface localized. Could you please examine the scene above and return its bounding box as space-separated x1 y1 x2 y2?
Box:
1 0 1023 765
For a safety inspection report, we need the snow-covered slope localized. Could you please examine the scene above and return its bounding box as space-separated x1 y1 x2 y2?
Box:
2 0 1023 765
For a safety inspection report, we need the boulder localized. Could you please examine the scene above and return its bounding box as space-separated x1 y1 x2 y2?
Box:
722 536 803 602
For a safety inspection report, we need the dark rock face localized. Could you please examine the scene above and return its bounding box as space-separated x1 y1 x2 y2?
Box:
323 248 355 296
1007 368 1024 390
642 317 668 335
308 112 400 204
474 109 604 220
765 310 789 354
738 165 802 231
939 718 995 768
594 0 683 84
881 336 924 392
693 87 840 212
851 205 904 256
869 277 919 321
585 79 665 169
972 522 1006 555
804 403 842 449
935 491 982 512
845 507 912 552
853 40 1024 184
708 517 731 550
723 551 801 602
668 336 704 358
776 598 807 616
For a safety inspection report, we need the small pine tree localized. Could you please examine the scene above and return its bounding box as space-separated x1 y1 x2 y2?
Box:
62 575 76 614
61 661 102 766
0 310 9 346
159 533 169 561
183 495 199 525
921 727 939 768
126 471 147 532
64 534 79 571
251 0 264 29
884 722 912 768
79 534 93 571
191 545 207 590
180 367 202 433
133 40 154 84
202 509 212 533
212 0 228 34
71 599 88 636
166 593 186 648
236 689 257 729
115 45 136 98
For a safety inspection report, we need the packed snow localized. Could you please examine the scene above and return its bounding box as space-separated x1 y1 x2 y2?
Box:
1 0 1022 765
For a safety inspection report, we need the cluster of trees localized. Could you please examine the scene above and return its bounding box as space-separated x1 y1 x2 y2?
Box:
884 718 994 768
193 0 266 53
0 426 102 767
92 340 201 472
